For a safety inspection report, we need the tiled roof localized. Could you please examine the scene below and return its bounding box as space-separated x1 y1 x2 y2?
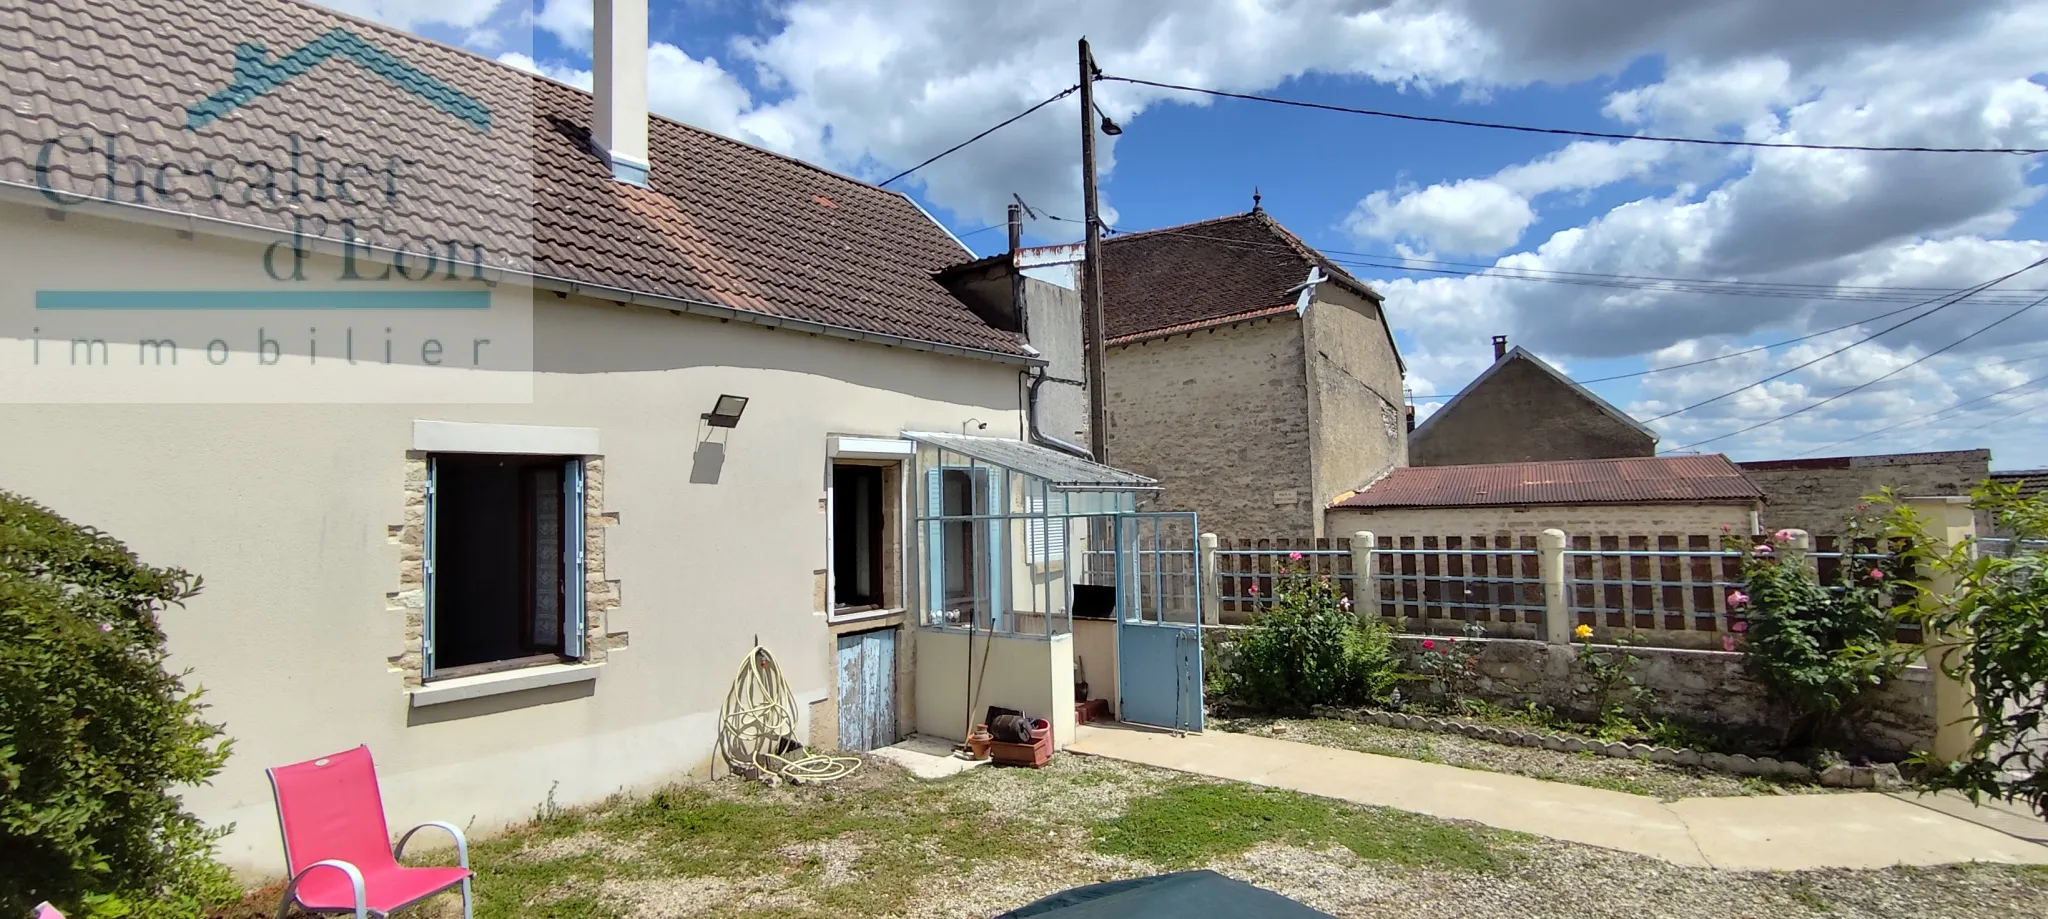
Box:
1990 469 2048 497
1330 455 1765 509
0 0 1026 358
1101 211 1383 342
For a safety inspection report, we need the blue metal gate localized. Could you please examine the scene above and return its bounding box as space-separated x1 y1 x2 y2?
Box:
1115 512 1203 732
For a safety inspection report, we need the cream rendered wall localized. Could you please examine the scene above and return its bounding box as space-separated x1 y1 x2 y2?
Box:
1071 617 1117 716
912 628 1076 747
0 202 1026 872
1326 502 1756 541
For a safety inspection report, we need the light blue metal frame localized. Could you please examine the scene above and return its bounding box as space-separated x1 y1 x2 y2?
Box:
1114 512 1203 733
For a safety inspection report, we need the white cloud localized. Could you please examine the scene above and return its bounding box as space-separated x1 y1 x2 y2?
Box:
1349 180 1536 255
500 45 756 141
311 0 506 30
533 0 593 47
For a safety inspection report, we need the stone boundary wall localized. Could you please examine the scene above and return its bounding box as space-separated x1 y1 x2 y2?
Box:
1388 635 1934 758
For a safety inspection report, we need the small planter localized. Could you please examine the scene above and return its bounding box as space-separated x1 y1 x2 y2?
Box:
967 725 993 761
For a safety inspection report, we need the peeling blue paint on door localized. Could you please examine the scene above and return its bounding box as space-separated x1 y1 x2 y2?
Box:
836 627 898 752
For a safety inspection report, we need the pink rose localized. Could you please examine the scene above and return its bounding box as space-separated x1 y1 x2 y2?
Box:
1730 619 1748 633
1774 529 1796 544
1340 597 1353 610
1248 585 1259 595
1754 544 1773 556
1288 551 1304 561
1721 524 1731 533
1870 568 1885 581
1723 635 1739 652
1727 590 1749 609
1422 640 1436 650
100 623 113 632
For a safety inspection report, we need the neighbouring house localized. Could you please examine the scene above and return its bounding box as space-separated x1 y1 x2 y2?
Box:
1410 336 1658 466
1327 455 1765 540
1736 449 1992 536
1088 207 1409 538
1985 467 2044 540
0 0 1182 873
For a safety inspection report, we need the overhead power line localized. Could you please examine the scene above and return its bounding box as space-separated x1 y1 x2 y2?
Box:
1123 225 2048 307
1791 373 2048 457
878 85 1080 188
1670 285 2048 451
1643 257 2048 426
1099 75 2048 155
1902 394 2048 452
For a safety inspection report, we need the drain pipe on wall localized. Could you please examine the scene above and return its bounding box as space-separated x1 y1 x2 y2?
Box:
1026 368 1095 460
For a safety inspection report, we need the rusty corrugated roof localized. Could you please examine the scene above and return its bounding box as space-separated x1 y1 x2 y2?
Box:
0 0 1028 358
1331 455 1765 509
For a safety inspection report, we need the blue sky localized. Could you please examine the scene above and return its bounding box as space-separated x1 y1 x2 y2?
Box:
337 0 2048 468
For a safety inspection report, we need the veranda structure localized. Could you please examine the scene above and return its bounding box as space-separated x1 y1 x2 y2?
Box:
903 432 1206 743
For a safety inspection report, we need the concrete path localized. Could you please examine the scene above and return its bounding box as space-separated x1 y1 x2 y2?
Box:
1070 723 2048 871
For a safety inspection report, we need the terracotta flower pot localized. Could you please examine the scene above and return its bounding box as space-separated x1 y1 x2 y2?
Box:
968 725 993 760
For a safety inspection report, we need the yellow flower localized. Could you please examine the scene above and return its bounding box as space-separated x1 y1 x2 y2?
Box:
1573 624 1594 640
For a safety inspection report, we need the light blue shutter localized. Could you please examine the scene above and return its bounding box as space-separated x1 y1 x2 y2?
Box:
563 459 587 659
422 458 438 677
924 468 944 624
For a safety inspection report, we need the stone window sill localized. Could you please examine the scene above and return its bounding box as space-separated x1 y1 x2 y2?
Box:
408 661 602 707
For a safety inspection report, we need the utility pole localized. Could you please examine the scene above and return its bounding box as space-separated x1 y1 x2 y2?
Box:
1078 37 1109 463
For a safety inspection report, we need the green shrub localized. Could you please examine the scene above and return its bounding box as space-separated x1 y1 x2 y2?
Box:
0 491 237 918
1729 528 1909 753
1218 558 1399 711
1880 482 2048 817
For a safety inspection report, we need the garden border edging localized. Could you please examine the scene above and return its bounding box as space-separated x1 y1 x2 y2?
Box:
1305 705 1908 789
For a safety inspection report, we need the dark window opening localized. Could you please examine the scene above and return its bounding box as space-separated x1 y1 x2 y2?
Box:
833 464 887 610
431 453 576 677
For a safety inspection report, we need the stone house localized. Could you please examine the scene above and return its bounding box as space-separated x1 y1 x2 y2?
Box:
1093 208 1409 537
1327 455 1765 540
1411 337 1657 466
0 0 1153 871
1736 449 1992 536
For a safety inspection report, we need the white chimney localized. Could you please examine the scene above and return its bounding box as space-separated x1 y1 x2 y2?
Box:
592 0 650 186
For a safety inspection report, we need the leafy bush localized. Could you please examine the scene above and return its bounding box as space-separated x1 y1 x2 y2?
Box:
0 491 237 918
1572 625 1657 732
1728 528 1910 753
1218 558 1400 711
1880 482 2048 818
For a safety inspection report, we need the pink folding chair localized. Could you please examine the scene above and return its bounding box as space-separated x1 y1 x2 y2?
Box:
267 746 473 919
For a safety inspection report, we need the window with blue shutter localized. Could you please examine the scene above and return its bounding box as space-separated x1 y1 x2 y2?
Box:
421 453 587 680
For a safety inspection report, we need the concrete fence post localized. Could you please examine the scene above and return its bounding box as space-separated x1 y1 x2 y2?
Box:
1349 532 1376 619
1784 528 1812 574
1199 533 1221 626
1905 496 1981 763
1539 529 1570 645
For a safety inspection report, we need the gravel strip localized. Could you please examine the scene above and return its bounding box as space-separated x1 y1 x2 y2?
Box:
1212 714 1830 800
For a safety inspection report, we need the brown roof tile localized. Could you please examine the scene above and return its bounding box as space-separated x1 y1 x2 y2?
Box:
0 0 1025 357
1331 455 1764 509
1101 211 1382 341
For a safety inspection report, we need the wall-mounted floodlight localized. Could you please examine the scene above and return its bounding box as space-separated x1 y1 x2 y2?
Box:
703 394 749 428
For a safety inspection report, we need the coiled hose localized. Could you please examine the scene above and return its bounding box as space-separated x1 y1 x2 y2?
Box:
718 644 862 785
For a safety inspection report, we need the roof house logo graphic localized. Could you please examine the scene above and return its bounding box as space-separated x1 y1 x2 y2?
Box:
185 28 492 133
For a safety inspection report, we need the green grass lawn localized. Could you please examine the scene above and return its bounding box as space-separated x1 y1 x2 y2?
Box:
213 753 2048 919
